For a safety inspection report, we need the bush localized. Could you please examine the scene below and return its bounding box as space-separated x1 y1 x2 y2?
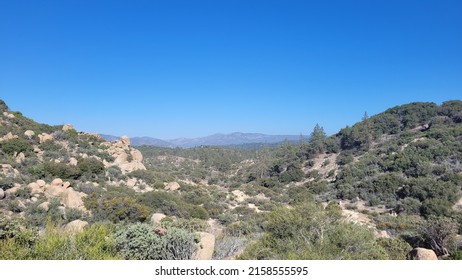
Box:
84 194 149 223
0 138 32 156
115 223 197 260
77 157 105 175
44 161 81 179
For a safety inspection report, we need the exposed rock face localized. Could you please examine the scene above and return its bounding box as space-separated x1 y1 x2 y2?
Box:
407 248 438 260
1 132 18 141
28 182 44 197
151 213 167 227
195 232 216 260
1 164 19 177
15 152 25 164
65 220 89 234
165 182 181 192
0 189 5 200
62 124 74 131
106 136 146 174
44 179 87 211
38 133 53 144
24 130 35 138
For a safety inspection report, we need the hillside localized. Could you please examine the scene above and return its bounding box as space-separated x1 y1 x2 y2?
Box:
1 99 462 260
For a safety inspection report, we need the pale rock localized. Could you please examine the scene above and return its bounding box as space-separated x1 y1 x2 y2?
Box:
131 149 143 162
1 164 20 177
51 178 64 187
165 182 181 192
62 124 74 131
24 130 35 138
407 248 438 260
5 186 20 196
151 213 167 227
15 152 25 163
61 188 87 210
28 182 43 196
195 232 216 260
120 136 131 146
65 220 89 234
38 202 50 212
0 189 5 200
31 197 38 202
38 133 53 144
36 180 46 187
375 230 390 239
69 157 78 166
126 178 137 188
3 132 18 141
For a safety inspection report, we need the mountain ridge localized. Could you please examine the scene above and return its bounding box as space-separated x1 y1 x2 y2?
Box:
101 132 303 148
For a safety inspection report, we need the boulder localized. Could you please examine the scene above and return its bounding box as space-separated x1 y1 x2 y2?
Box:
36 180 46 187
151 213 166 227
28 182 43 196
69 157 78 166
131 150 143 162
5 186 20 196
24 130 35 138
407 248 438 260
38 133 53 144
120 136 131 146
64 220 89 234
0 189 5 200
51 178 64 188
61 188 87 209
195 232 216 260
126 178 137 188
62 124 74 131
38 202 50 212
15 152 25 164
165 182 181 192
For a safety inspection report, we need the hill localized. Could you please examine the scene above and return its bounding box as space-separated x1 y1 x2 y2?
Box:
1 99 462 260
102 132 302 148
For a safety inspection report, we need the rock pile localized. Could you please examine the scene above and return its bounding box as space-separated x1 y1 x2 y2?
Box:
105 136 146 174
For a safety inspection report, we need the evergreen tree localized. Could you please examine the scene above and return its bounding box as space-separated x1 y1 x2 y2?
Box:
309 124 326 154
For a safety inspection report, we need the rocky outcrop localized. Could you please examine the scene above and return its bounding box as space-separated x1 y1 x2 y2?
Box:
106 136 146 174
62 124 74 131
38 133 53 144
40 179 87 211
0 189 5 200
0 132 18 142
165 182 181 192
407 248 438 260
64 220 89 234
15 152 25 164
195 232 216 260
1 164 19 177
24 130 35 138
151 213 167 227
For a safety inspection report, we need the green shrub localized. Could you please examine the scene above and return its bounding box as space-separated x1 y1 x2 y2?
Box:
0 138 32 156
44 161 81 179
77 157 105 175
84 194 149 223
115 223 197 260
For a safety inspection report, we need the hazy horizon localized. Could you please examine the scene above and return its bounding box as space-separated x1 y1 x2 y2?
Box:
1 1 461 139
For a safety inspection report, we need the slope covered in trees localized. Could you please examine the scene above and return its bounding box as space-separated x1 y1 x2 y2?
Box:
1 99 461 260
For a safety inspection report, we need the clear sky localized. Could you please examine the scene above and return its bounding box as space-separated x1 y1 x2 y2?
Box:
1 0 461 139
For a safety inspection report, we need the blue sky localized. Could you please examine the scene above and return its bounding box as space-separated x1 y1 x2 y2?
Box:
1 0 461 139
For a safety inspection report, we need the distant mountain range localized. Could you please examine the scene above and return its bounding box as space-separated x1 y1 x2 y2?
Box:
101 132 303 148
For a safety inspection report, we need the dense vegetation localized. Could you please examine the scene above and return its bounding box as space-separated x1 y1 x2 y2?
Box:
1 99 462 260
